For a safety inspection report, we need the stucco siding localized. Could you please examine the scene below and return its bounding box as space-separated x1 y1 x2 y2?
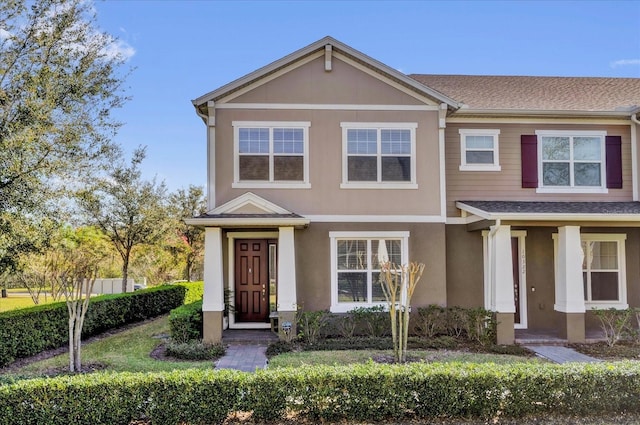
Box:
229 55 427 106
214 108 442 216
445 225 484 308
445 123 634 217
295 222 447 312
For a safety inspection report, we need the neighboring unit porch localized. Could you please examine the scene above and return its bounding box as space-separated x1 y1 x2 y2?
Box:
455 200 640 345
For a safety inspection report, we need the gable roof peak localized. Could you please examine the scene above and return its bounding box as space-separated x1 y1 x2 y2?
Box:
192 36 461 109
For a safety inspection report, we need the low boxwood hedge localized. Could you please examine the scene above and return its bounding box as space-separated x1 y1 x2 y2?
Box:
0 285 186 367
168 300 203 343
0 361 639 424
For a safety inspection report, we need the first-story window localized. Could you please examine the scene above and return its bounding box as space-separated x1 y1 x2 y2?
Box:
329 231 409 313
582 234 627 307
233 121 310 188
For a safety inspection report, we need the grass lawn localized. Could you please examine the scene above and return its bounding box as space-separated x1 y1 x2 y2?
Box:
12 315 213 376
268 348 545 368
0 295 48 312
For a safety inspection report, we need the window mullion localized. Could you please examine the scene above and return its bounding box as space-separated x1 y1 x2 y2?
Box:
377 129 382 183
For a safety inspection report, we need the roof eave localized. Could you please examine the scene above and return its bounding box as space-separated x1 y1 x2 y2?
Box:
452 108 635 118
456 202 640 222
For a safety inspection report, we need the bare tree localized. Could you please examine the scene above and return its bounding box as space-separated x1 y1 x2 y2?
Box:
380 261 425 363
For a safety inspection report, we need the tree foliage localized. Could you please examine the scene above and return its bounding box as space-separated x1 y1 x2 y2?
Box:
169 185 206 281
77 147 168 292
0 0 130 273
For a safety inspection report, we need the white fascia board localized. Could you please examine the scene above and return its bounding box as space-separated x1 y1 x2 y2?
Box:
305 215 445 223
185 217 310 227
452 108 633 118
455 202 640 222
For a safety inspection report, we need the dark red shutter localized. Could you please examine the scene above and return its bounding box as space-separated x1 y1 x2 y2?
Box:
606 135 622 189
521 135 538 188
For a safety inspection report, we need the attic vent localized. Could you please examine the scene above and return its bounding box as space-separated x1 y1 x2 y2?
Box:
325 44 332 72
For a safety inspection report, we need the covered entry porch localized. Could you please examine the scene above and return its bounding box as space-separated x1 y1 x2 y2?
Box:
457 200 640 345
186 193 309 343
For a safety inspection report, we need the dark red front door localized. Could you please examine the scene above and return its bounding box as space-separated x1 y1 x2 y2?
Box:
511 237 521 325
235 240 269 322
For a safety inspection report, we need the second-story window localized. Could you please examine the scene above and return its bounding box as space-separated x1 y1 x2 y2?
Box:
537 130 606 190
233 121 310 188
459 129 501 171
341 123 417 189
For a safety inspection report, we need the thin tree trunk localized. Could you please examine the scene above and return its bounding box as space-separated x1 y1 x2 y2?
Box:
68 301 76 372
121 253 129 293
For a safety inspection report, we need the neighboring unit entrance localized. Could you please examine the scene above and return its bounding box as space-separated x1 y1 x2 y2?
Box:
511 232 528 329
235 239 269 322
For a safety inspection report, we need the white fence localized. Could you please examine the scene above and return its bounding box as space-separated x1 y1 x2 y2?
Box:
92 278 134 294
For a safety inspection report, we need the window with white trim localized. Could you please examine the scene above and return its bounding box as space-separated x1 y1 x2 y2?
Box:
581 234 627 308
537 130 606 191
459 129 501 171
330 231 409 313
233 121 310 188
341 123 417 189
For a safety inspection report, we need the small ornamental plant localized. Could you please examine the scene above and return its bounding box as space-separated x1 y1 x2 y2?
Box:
379 261 425 363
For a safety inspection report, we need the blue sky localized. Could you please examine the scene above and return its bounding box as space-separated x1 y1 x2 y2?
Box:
93 0 640 192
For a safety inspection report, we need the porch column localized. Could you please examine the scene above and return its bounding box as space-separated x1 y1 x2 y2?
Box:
554 226 586 343
277 227 297 339
203 227 225 343
489 224 515 345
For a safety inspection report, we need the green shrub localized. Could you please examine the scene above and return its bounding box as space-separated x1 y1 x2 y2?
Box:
593 308 633 346
465 307 496 345
168 300 203 343
0 362 639 423
265 340 296 357
175 281 204 304
413 304 447 338
332 313 357 338
296 309 330 344
408 335 458 350
303 336 393 351
165 341 224 360
351 305 390 337
0 285 186 367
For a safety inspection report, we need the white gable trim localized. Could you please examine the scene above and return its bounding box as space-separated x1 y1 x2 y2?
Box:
208 192 291 215
192 36 460 108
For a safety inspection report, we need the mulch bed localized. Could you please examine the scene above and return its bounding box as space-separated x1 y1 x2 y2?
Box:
571 341 640 360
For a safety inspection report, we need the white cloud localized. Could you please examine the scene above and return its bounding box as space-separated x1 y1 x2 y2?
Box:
0 28 11 40
610 59 640 68
101 38 136 61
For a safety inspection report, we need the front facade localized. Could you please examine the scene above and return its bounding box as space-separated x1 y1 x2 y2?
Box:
187 37 640 344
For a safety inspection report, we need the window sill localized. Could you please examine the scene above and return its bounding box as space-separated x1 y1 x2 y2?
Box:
232 182 311 189
587 302 628 310
459 165 501 172
536 187 608 194
340 183 418 190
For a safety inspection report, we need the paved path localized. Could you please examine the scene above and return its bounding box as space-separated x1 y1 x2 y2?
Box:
215 344 269 372
525 345 600 364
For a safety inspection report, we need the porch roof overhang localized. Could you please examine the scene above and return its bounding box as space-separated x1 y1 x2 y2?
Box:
457 201 640 229
184 213 310 229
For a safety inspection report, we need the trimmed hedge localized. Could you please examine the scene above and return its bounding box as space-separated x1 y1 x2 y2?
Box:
0 285 186 367
168 300 203 343
0 362 639 423
175 281 204 305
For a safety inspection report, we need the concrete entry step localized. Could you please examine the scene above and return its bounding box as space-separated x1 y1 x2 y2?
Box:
525 345 600 364
222 329 278 345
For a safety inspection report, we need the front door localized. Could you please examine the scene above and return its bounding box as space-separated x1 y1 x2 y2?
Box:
511 233 527 328
235 239 269 322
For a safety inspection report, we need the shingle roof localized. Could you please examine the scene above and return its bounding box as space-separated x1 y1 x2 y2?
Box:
458 201 640 215
409 75 640 113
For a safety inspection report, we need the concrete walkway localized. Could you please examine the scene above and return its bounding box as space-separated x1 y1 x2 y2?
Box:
215 344 269 372
215 330 277 372
525 345 600 364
